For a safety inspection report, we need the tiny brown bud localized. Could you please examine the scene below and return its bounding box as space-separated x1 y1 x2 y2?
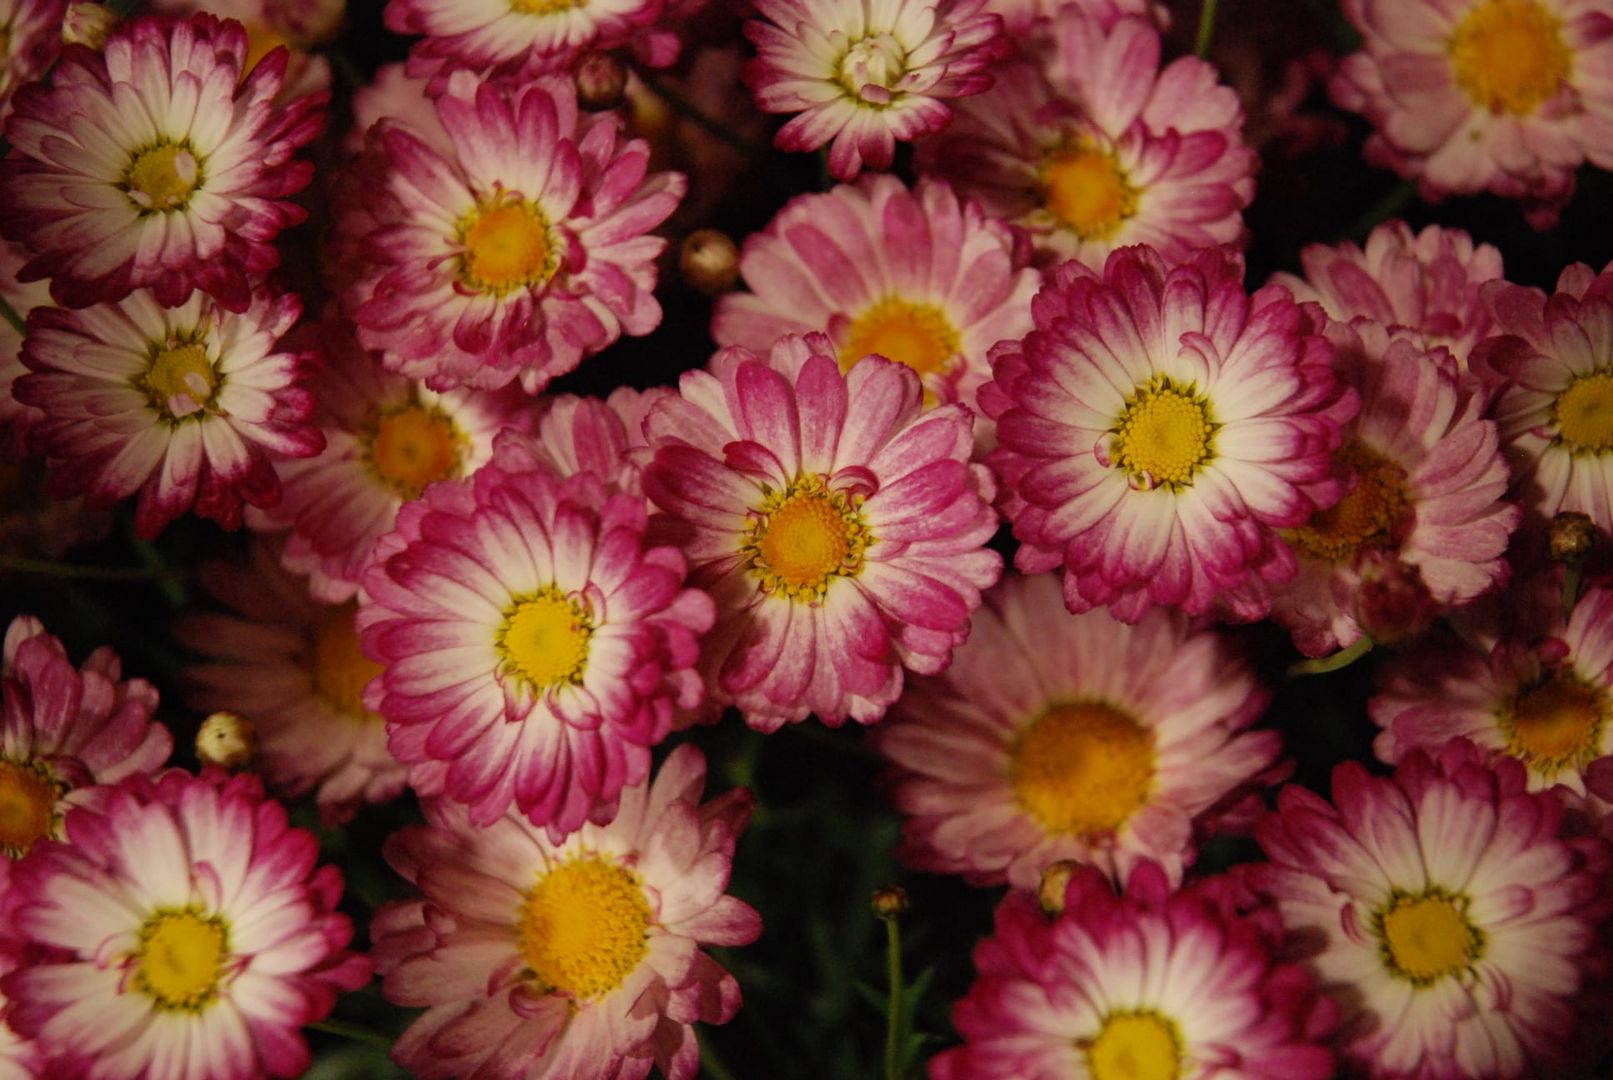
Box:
575 52 628 112
62 2 119 49
872 886 909 921
1549 511 1597 564
1353 553 1438 647
680 229 740 295
195 711 257 771
1038 860 1079 915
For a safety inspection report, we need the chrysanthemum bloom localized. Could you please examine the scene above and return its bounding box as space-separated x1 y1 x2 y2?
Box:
0 769 372 1080
0 0 65 128
982 245 1354 622
1473 261 1613 530
642 334 1001 729
0 859 43 1077
176 541 408 824
875 571 1278 889
341 70 684 394
1332 0 1613 219
0 14 326 312
1264 321 1517 656
0 615 169 859
147 0 338 101
742 0 1008 181
359 459 714 837
249 320 530 602
1254 738 1613 1078
712 175 1038 418
915 8 1256 271
499 386 670 496
372 744 761 1080
16 288 321 538
930 861 1338 1080
1270 221 1505 368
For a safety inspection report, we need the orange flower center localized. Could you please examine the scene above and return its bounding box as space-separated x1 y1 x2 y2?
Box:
460 201 556 296
839 297 961 378
1042 141 1138 241
519 855 652 1000
310 603 384 720
1499 672 1606 779
1009 702 1155 837
366 404 464 499
1555 369 1613 453
1286 442 1411 563
1448 0 1571 116
742 474 872 602
0 759 58 857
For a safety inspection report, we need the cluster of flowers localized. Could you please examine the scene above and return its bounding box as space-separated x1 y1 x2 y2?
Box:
0 0 1612 1075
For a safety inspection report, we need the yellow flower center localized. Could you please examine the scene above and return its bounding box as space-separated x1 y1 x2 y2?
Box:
1448 0 1571 116
0 759 59 857
1085 1011 1184 1080
839 297 961 378
460 201 556 296
1555 369 1613 453
141 338 219 420
518 854 653 1001
134 910 229 1010
510 0 587 14
1110 379 1216 490
365 404 464 499
742 474 872 602
1499 673 1606 779
500 586 594 690
1041 142 1139 241
310 603 385 720
1285 442 1411 562
837 33 907 98
1377 889 1483 985
124 142 202 213
1009 702 1155 837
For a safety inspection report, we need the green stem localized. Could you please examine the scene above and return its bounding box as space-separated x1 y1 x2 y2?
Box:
1287 635 1374 678
1344 179 1417 241
1563 564 1583 623
698 1030 740 1080
307 1019 392 1048
1194 0 1220 58
0 293 24 336
0 554 190 583
885 915 904 1080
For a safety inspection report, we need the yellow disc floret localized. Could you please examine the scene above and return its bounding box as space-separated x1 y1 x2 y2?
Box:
510 0 587 15
124 141 202 213
1555 369 1613 453
1498 672 1606 780
1085 1011 1185 1080
499 586 594 690
134 910 230 1010
1041 140 1139 241
519 854 653 1001
1009 702 1155 837
1377 888 1483 985
1448 0 1571 116
1285 442 1410 562
460 199 557 296
311 603 385 720
742 474 873 602
839 297 961 378
1110 378 1216 490
0 758 60 857
141 337 220 421
365 403 465 498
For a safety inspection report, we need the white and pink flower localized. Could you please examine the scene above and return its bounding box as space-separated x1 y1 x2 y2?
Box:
0 0 65 129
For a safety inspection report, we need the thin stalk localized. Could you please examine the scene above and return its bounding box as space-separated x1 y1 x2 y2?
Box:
0 554 190 583
0 293 24 336
884 915 904 1080
1563 565 1583 623
1195 0 1220 58
308 1019 392 1048
1344 179 1417 241
1287 635 1374 678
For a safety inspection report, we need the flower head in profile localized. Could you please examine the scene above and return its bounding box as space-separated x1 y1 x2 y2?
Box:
372 744 761 1080
643 333 1002 730
0 769 371 1080
743 0 1008 180
0 0 66 128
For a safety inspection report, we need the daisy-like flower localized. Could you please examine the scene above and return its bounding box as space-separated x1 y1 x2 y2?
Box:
249 320 531 603
358 458 714 837
915 8 1256 271
0 14 326 312
930 861 1338 1080
742 0 1008 181
1254 738 1613 1078
148 0 339 101
874 571 1278 890
0 769 372 1080
500 386 670 496
642 334 1001 730
16 288 322 538
372 744 761 1080
1332 0 1613 219
712 175 1038 420
175 540 407 825
0 0 65 128
1473 261 1613 529
1270 220 1505 367
982 245 1354 622
1264 321 1517 656
340 70 684 394
1 615 169 859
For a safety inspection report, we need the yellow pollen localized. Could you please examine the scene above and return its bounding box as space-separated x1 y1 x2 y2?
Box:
1377 890 1483 985
124 142 201 212
1042 142 1139 241
366 404 464 499
1285 442 1410 562
510 0 587 14
1555 369 1613 453
518 855 652 1001
1110 380 1215 490
1009 702 1155 837
310 603 385 720
460 201 555 296
141 339 219 421
0 759 59 857
500 587 593 690
742 474 872 602
1084 1011 1184 1080
1500 673 1606 778
1448 0 1571 116
134 910 229 1010
839 297 961 378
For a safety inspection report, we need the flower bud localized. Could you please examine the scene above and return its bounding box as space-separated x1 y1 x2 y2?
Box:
576 52 628 112
872 886 909 921
62 2 118 49
195 711 257 771
1549 511 1597 564
1353 554 1438 646
1038 860 1078 915
681 229 740 295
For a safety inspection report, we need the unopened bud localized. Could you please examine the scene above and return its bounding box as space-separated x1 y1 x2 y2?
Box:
195 711 257 771
1549 511 1597 564
62 2 118 49
575 52 628 112
680 229 740 295
872 886 909 921
1038 860 1078 915
1353 554 1438 646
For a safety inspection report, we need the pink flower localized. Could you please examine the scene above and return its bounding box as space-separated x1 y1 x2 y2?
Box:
0 769 371 1079
743 0 1007 180
146 0 337 100
372 745 760 1080
0 14 325 311
0 240 54 445
983 245 1355 622
496 386 671 497
0 0 65 128
642 334 1002 729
